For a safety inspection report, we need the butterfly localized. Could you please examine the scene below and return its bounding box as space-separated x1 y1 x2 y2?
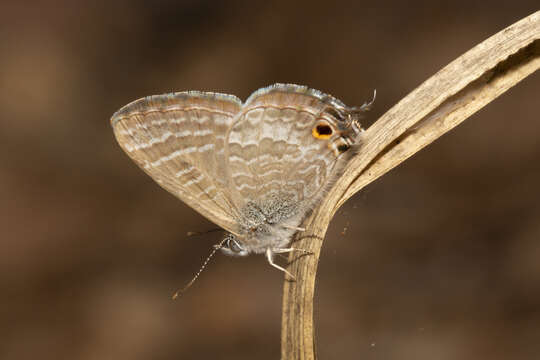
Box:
111 83 373 279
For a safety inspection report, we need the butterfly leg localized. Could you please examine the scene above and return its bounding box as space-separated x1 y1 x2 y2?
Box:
282 224 306 232
272 248 312 255
266 248 295 279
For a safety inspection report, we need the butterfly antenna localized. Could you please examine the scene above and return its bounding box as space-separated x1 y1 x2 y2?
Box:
350 89 377 113
171 237 228 300
186 228 222 237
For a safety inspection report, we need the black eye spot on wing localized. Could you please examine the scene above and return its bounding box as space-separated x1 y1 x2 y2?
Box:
337 143 350 153
312 122 333 139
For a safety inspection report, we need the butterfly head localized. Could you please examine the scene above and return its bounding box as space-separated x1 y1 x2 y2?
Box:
219 233 249 257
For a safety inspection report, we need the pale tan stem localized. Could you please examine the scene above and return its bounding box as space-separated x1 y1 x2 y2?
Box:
282 11 539 360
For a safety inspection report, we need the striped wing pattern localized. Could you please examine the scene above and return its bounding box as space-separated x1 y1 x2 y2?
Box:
225 85 340 210
111 92 242 234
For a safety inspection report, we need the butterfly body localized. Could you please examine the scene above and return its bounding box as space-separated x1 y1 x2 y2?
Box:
222 192 303 256
112 84 371 270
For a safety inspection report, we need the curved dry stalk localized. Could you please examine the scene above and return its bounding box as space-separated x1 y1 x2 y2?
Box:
282 11 539 360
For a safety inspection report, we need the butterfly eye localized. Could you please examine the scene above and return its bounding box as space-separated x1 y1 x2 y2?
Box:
227 238 244 253
220 236 248 257
312 122 334 139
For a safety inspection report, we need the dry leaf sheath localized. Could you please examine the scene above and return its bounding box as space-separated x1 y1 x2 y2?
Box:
281 11 539 360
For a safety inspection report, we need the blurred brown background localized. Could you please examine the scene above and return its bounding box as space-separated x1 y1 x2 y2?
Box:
1 1 539 359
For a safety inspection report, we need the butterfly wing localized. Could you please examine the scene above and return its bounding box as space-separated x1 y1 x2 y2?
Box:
111 92 242 234
225 84 354 211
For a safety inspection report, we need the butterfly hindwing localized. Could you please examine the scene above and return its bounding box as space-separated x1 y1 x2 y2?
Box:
225 84 350 211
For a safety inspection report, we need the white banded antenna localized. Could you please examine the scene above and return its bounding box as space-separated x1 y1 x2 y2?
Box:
172 237 228 299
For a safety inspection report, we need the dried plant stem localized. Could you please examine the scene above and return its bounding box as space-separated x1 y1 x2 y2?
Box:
282 11 539 360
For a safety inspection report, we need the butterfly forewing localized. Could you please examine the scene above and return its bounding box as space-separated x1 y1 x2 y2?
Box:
111 92 242 234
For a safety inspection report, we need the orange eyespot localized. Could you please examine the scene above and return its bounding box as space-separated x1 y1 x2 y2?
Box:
312 122 333 139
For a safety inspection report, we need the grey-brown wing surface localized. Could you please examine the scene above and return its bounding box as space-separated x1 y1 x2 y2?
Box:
224 84 348 212
111 91 242 234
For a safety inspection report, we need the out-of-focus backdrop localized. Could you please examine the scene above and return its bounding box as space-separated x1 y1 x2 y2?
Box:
1 1 539 359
